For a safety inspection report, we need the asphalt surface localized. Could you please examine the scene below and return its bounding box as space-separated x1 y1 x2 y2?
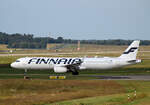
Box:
91 75 150 80
0 74 150 80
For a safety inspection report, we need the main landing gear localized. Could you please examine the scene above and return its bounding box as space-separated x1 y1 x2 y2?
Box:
72 71 79 75
67 66 79 75
70 68 79 75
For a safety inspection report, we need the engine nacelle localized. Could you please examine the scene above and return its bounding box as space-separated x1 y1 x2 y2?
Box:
54 66 68 73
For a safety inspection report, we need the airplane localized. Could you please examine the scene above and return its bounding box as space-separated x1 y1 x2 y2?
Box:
11 40 141 75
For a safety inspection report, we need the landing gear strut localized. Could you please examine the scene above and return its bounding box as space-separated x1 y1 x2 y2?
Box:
24 69 27 76
24 69 30 79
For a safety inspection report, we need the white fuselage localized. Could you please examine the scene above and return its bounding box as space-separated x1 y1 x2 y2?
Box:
10 57 139 70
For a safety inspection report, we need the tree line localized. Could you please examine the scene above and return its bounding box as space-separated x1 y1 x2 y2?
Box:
0 32 150 49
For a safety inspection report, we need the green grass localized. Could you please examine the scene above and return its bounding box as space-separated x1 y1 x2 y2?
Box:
0 80 148 105
49 93 148 105
0 80 125 105
49 80 150 105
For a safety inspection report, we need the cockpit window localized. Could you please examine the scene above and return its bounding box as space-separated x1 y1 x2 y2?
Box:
15 60 20 62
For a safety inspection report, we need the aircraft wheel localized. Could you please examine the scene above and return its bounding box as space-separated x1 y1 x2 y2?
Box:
72 71 79 75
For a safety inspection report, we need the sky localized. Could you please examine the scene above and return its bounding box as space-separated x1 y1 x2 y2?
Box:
0 0 150 40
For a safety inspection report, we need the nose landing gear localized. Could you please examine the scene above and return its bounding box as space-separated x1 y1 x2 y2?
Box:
24 69 30 80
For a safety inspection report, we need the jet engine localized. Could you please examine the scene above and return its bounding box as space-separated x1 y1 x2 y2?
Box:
54 66 68 73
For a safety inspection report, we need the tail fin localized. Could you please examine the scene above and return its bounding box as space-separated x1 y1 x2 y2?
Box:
119 40 140 60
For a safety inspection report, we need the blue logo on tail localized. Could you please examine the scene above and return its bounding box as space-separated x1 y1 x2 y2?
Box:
123 47 138 54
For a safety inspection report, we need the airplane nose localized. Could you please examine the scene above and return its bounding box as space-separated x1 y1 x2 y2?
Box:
10 63 16 68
